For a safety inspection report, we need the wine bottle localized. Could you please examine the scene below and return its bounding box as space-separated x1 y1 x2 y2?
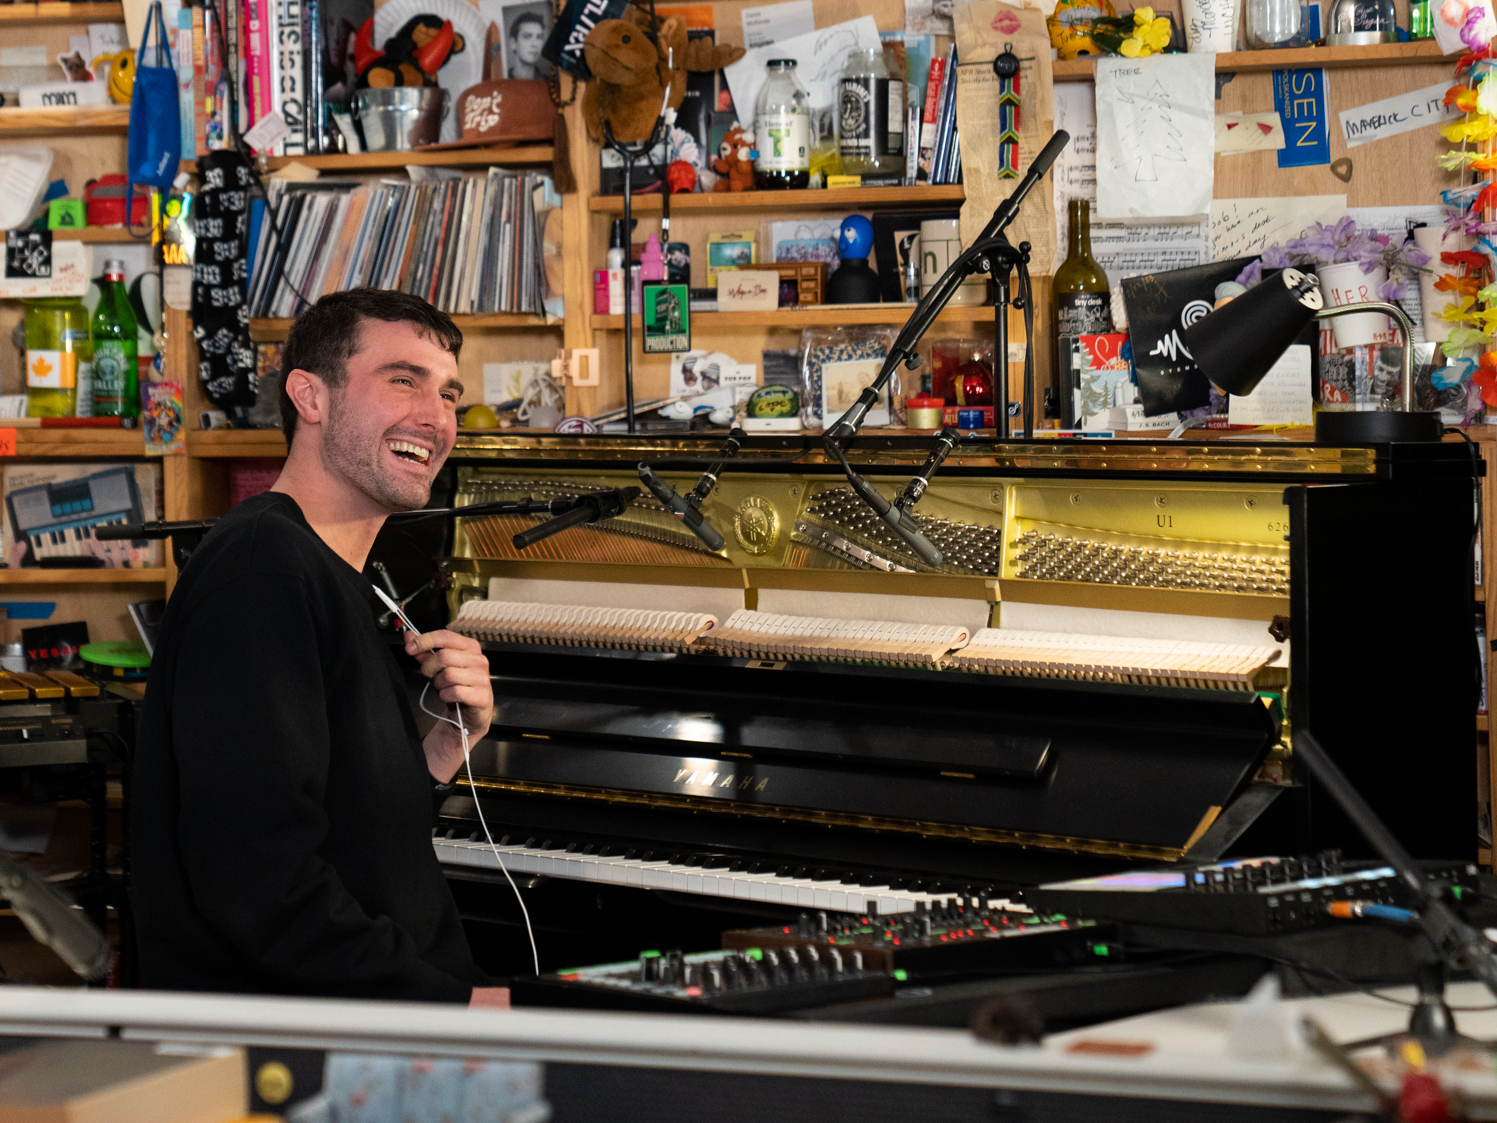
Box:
1053 199 1112 429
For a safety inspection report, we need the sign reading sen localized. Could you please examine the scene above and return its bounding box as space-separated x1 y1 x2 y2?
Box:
1272 68 1330 169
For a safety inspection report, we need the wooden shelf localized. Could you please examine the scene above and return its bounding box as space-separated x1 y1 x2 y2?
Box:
249 312 559 341
188 430 287 457
0 3 122 24
0 567 165 584
595 304 996 328
1478 586 1486 602
1054 41 1454 82
1483 846 1493 868
0 105 128 137
589 185 966 214
52 228 146 243
261 145 554 172
3 429 143 456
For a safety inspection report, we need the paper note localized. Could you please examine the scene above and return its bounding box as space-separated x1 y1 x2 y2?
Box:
1273 68 1330 168
1209 194 1347 260
1052 82 1210 288
724 17 882 132
718 269 781 311
1095 54 1215 220
1227 345 1314 427
0 430 17 458
1339 81 1460 149
953 0 1056 273
741 0 815 48
1215 111 1285 154
1434 0 1495 56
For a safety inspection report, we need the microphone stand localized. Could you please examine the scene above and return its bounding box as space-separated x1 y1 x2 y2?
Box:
822 130 1070 565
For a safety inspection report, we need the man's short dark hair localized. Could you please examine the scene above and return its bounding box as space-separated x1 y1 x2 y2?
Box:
509 11 545 37
278 289 463 442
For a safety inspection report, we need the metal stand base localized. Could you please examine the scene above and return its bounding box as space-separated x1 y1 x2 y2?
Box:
1315 410 1443 445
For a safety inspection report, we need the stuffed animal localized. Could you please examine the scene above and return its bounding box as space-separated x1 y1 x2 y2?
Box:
581 8 744 143
354 14 464 88
712 124 755 192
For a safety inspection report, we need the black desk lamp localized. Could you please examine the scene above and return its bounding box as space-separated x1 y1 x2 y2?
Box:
1182 267 1443 444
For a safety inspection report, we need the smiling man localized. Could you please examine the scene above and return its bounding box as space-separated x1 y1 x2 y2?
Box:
131 290 501 1004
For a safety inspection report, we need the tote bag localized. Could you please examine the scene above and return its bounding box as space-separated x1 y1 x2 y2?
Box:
125 1 180 231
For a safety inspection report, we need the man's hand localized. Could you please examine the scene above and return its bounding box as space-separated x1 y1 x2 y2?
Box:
408 628 494 782
470 986 511 1008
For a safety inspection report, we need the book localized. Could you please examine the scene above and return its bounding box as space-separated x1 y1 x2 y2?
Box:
203 2 226 149
191 5 208 157
276 0 305 156
243 0 274 146
174 4 195 159
930 44 958 185
917 50 947 184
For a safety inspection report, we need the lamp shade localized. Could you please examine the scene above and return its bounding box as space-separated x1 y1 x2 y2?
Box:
1182 268 1323 396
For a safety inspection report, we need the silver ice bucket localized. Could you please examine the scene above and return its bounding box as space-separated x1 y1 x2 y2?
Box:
352 87 448 152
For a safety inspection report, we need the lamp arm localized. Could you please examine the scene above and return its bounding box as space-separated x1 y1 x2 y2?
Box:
1313 300 1417 411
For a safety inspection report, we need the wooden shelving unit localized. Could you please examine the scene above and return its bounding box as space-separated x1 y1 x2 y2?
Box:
248 312 559 342
0 105 129 137
0 3 123 23
3 429 144 456
1053 40 1455 82
53 228 147 243
589 185 965 213
261 144 554 172
0 568 165 585
188 430 287 457
596 304 995 328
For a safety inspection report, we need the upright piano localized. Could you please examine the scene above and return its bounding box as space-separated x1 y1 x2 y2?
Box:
407 434 1478 975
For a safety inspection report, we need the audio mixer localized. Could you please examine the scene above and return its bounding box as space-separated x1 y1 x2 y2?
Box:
511 947 895 1015
722 898 1107 977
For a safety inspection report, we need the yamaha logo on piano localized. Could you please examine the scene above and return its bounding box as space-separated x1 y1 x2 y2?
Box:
673 767 770 793
732 496 779 555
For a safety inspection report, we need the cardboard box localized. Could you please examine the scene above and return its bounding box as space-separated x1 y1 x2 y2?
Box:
0 1040 244 1123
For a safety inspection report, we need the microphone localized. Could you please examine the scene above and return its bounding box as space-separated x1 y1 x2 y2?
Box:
688 428 745 507
895 427 960 513
511 487 641 550
0 855 109 981
845 472 943 567
981 130 1070 242
638 464 727 551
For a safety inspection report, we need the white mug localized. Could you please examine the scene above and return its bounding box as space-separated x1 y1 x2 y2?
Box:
919 219 987 307
1316 260 1394 349
1182 0 1240 51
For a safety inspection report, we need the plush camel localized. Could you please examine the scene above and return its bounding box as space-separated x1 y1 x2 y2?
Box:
581 9 744 143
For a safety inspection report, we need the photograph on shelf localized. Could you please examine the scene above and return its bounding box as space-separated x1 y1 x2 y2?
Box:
643 283 691 353
1 463 163 570
486 0 554 80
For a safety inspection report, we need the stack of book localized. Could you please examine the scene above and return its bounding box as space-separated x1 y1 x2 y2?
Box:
914 44 961 186
246 170 560 318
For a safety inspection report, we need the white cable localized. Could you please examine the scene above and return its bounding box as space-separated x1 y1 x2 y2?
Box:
374 586 540 976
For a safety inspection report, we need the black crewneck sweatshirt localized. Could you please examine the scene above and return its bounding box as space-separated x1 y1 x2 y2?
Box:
131 492 487 1002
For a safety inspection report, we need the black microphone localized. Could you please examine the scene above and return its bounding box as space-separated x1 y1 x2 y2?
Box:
846 472 943 567
981 130 1070 242
895 427 960 513
0 855 109 981
638 465 727 551
688 428 745 507
512 487 640 550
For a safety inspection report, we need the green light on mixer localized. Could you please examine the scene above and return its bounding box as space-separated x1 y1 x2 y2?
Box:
1092 944 1110 956
744 948 763 960
893 969 908 981
640 950 661 958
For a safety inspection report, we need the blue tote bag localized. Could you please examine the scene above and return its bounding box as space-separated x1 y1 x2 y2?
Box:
126 1 180 230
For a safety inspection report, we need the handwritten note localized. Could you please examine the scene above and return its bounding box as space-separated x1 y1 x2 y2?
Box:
740 0 815 49
718 269 781 312
1346 203 1447 345
1053 82 1210 290
724 17 882 132
1338 81 1459 149
1209 194 1346 260
1215 111 1285 154
1227 345 1314 427
1095 54 1215 220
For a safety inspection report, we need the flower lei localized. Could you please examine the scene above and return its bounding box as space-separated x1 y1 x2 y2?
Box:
1083 7 1174 57
1437 49 1497 412
1234 217 1429 303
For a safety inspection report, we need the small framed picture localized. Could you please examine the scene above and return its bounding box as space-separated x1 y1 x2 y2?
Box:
488 0 553 80
642 283 690 353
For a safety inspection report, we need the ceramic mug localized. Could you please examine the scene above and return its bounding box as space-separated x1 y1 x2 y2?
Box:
919 219 988 307
1316 260 1394 349
1413 225 1473 344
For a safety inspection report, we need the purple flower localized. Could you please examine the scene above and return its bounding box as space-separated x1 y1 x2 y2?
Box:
1461 5 1489 52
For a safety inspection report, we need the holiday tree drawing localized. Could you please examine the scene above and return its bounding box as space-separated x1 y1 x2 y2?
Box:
1115 79 1187 183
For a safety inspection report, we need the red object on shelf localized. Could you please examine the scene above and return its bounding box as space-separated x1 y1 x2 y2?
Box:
955 361 995 406
85 176 149 227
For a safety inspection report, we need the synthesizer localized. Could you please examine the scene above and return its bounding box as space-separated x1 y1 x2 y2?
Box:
722 901 1109 977
511 946 895 1015
1022 854 1482 936
6 466 146 565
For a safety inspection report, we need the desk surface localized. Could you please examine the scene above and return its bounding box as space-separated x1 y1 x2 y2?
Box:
1 983 1495 1115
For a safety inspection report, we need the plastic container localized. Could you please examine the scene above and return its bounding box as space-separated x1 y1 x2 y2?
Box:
80 640 150 680
24 297 91 418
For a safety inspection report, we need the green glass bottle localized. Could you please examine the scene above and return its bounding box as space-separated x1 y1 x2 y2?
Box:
1053 199 1112 428
1410 0 1433 37
91 258 139 419
24 297 91 418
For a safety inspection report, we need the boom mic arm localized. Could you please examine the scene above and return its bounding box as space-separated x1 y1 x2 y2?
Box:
511 487 642 550
638 464 727 552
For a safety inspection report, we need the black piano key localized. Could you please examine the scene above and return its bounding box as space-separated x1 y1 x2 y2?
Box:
729 859 749 871
566 842 580 853
705 856 732 869
499 835 513 846
582 843 597 854
524 837 539 848
598 845 616 857
541 839 560 850
624 848 639 860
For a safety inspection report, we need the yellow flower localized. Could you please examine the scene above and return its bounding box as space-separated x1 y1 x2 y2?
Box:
1141 16 1172 49
1119 35 1143 55
1440 294 1478 324
1133 6 1155 21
